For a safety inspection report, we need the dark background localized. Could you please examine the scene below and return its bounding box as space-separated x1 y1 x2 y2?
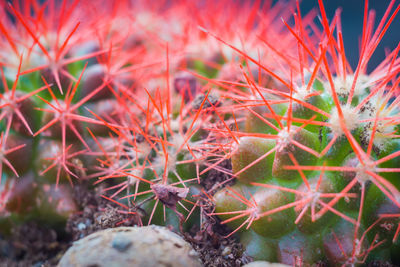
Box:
292 0 399 72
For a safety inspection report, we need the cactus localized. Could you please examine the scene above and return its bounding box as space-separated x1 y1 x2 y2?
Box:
1 0 400 266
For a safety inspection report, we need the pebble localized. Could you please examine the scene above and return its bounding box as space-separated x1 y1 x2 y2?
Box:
77 222 86 230
58 225 203 267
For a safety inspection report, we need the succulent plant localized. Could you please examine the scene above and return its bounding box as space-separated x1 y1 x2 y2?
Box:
1 0 400 266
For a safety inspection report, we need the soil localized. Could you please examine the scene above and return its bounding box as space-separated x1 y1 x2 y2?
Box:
183 159 252 267
201 159 235 193
0 222 66 267
65 183 139 241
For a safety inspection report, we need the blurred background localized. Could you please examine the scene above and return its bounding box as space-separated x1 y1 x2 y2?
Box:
297 0 399 72
8 0 399 72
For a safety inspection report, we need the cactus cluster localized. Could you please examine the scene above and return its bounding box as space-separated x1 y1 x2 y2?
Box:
1 0 400 266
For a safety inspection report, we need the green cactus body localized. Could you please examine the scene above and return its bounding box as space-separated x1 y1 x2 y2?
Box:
250 188 295 238
232 137 275 184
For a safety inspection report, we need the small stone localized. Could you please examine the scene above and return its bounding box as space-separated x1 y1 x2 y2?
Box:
77 223 86 230
58 226 203 267
221 246 231 256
